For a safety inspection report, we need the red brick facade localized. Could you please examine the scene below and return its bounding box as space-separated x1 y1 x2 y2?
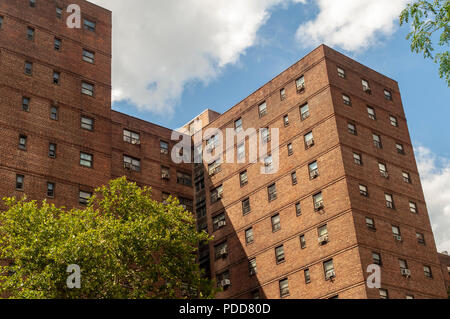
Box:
0 0 447 299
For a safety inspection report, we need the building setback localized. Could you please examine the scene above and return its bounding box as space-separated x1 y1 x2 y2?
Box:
0 0 447 299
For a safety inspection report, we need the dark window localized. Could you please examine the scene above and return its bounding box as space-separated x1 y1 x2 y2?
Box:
48 143 56 158
279 279 289 297
300 235 306 249
83 49 95 63
161 166 170 180
80 152 93 168
177 172 192 186
24 61 33 75
0 16 3 29
29 0 36 7
283 115 289 126
50 106 58 120
268 184 277 202
272 214 281 232
275 245 285 264
240 170 248 186
304 269 311 283
53 71 60 85
27 27 34 40
324 259 335 280
79 191 92 205
160 141 169 155
245 228 254 244
287 143 294 156
22 97 30 111
313 192 324 211
54 38 62 51
83 18 96 32
258 101 267 117
300 104 310 120
249 258 257 275
234 118 243 132
213 213 226 231
123 155 141 172
373 252 382 265
304 131 314 149
56 7 62 19
242 198 251 215
19 135 27 150
211 185 223 204
16 174 24 190
396 143 405 154
291 171 297 185
214 242 228 260
47 182 55 198
280 88 286 101
296 202 301 216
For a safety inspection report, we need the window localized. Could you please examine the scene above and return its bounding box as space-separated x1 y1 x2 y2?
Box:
272 214 281 232
79 191 92 205
362 79 371 93
296 76 305 93
359 184 368 197
214 242 228 260
264 155 273 173
399 259 408 271
211 185 224 204
275 245 285 264
396 143 405 154
261 127 270 143
123 129 140 145
373 133 382 149
158 141 169 155
258 101 267 117
283 115 289 126
385 193 394 209
56 7 62 19
19 135 27 150
123 155 141 172
161 166 170 179
309 161 319 179
366 217 376 230
82 82 94 96
179 198 193 213
447 265 450 275
409 201 418 214
295 202 302 216
83 49 95 63
416 232 425 245
54 37 61 51
379 163 389 178
324 259 335 280
83 18 96 32
234 118 243 132
304 131 314 149
245 228 254 244
53 71 60 85
373 252 382 265
208 160 221 176
81 116 94 130
50 106 58 120
48 143 56 158
384 89 392 101
318 225 329 245
300 235 306 249
245 258 257 277
392 226 402 241
22 97 30 111
27 27 34 40
300 104 310 120
216 271 230 289
16 175 24 190
279 279 289 297
252 290 260 299
403 172 411 183
237 143 245 161
367 107 376 120
24 61 33 75
313 192 324 211
177 172 192 186
337 67 346 78
0 16 3 29
239 170 248 186
287 143 294 156
213 213 226 231
353 153 362 165
242 198 251 215
80 152 93 168
47 182 55 198
29 0 36 7
280 88 286 101
390 116 398 127
268 184 277 202
291 171 298 185
304 269 311 283
379 289 389 299
348 123 357 135
342 94 351 106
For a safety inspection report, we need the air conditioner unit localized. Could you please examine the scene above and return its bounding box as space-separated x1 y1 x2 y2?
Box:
394 235 403 242
306 139 315 148
131 139 140 145
363 87 372 94
250 269 257 276
124 163 132 170
310 170 319 179
217 220 226 228
221 279 231 287
162 172 170 179
401 269 411 277
326 270 336 280
160 148 168 154
318 235 329 245
380 171 389 178
297 83 305 93
315 202 324 211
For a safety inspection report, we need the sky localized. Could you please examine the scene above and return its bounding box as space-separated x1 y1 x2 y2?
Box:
90 0 449 252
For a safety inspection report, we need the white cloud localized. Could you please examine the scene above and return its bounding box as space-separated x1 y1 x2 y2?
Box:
415 145 450 253
295 0 409 52
90 0 289 115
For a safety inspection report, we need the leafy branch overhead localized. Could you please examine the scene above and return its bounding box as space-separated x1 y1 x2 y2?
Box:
0 177 216 299
400 0 450 86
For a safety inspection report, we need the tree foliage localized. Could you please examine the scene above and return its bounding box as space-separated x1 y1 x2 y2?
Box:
0 177 215 299
400 0 450 86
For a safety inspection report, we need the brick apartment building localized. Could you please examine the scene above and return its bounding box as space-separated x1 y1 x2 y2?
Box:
0 0 448 299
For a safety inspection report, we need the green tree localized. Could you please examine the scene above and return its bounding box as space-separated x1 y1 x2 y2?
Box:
0 177 215 299
400 0 450 86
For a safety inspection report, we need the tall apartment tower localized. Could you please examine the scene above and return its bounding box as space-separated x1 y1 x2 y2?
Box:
0 1 447 299
193 45 448 299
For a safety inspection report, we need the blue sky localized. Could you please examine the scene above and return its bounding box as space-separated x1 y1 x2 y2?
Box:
93 0 450 252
